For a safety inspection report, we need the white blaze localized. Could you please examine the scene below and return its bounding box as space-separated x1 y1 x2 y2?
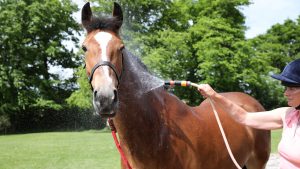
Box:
94 32 113 83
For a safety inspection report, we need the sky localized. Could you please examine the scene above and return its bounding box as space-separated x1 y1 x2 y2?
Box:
242 0 300 38
73 0 300 39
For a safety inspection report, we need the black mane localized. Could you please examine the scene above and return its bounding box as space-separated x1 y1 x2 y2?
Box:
85 16 122 33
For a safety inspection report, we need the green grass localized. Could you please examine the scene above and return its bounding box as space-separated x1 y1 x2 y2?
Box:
0 130 119 169
0 129 282 169
271 129 282 153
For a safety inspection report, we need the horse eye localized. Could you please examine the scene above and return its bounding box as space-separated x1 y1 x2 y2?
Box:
82 46 87 52
119 45 125 51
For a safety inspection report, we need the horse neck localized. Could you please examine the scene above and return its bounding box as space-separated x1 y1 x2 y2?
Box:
118 49 164 102
116 50 165 135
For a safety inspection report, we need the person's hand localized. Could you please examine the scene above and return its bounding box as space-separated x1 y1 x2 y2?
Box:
197 84 217 98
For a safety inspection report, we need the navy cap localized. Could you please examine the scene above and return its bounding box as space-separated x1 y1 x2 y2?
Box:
271 58 300 87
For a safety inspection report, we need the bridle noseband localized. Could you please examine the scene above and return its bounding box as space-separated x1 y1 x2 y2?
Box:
88 49 124 90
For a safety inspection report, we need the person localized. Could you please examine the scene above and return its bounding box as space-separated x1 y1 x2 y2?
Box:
198 58 300 169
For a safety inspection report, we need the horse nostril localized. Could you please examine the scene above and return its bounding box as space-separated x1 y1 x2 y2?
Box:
94 90 98 98
113 89 118 102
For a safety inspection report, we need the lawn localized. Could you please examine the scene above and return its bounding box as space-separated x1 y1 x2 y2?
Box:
0 130 119 169
270 129 282 153
0 129 282 169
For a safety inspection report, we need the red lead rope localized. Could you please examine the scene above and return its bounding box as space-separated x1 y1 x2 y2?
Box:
108 118 132 169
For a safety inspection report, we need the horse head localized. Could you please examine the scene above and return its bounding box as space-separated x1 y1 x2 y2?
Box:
81 2 124 117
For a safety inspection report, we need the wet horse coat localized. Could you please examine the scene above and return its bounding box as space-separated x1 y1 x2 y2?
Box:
81 2 271 169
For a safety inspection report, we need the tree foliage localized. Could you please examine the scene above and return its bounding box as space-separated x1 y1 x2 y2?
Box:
248 17 300 108
0 0 80 132
66 67 92 109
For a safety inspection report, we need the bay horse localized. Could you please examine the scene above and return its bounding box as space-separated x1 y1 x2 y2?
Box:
81 2 270 169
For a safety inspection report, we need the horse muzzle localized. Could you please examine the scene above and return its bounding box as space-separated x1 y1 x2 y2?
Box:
93 87 118 118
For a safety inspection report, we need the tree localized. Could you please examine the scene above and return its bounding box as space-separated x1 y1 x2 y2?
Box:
73 0 299 110
252 17 300 70
66 67 92 109
248 16 300 109
0 0 80 131
141 0 251 105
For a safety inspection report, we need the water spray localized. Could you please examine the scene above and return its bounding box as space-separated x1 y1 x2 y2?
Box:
164 80 242 169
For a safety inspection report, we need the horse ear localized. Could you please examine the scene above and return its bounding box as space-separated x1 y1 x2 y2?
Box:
113 2 123 28
82 2 92 31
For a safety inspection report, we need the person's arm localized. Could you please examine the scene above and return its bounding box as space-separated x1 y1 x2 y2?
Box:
198 84 288 130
